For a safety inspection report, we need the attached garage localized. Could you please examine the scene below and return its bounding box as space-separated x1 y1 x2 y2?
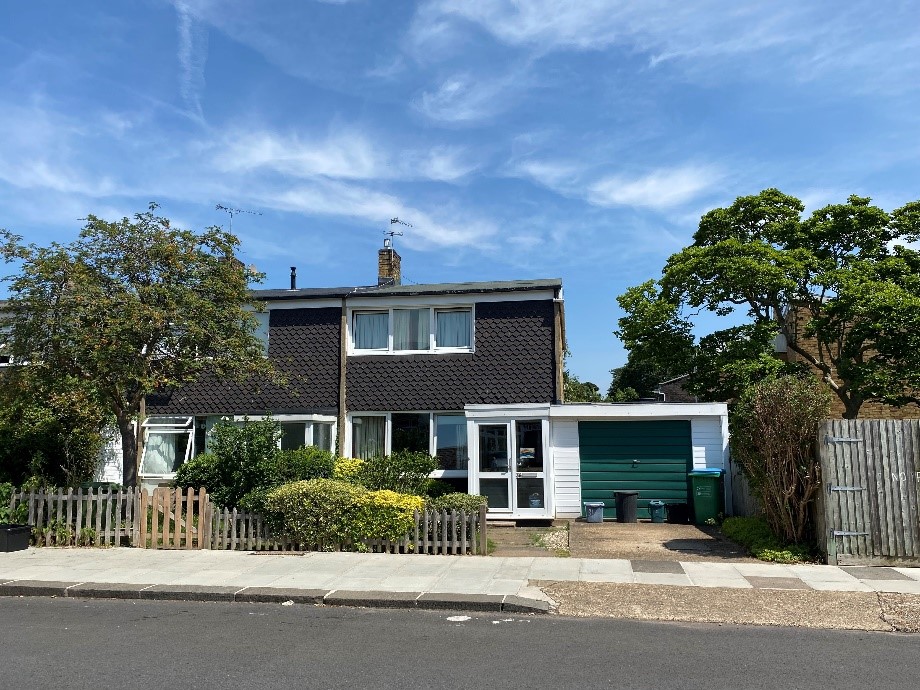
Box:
549 403 730 520
579 420 692 519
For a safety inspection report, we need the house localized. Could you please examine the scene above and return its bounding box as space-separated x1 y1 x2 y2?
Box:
118 241 730 520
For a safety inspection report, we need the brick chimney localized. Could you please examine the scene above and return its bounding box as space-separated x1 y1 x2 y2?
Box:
378 239 401 286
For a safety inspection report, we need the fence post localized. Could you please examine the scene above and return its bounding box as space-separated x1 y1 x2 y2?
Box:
478 505 488 555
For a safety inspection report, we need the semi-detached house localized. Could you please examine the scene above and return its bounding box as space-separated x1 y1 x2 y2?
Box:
127 242 730 521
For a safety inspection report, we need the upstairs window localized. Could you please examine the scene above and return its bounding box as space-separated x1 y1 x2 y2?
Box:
253 311 270 355
351 306 473 353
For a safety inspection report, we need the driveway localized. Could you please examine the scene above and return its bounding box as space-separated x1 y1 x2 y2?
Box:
569 520 757 562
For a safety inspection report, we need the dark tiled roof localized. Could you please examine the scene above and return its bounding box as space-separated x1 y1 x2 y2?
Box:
254 278 561 301
346 300 556 411
147 307 341 416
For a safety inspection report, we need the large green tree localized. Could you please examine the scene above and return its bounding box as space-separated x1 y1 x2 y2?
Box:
0 205 273 485
617 189 920 417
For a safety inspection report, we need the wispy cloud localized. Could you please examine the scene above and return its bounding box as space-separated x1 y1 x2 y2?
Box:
174 1 209 121
588 166 721 209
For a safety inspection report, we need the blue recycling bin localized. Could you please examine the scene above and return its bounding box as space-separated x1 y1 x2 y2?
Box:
583 502 605 523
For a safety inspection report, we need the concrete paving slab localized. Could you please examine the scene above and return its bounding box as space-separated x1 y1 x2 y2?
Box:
804 580 874 592
843 566 913 581
732 563 797 577
893 568 920 581
631 559 685 574
862 580 920 594
502 595 552 614
681 562 752 589
525 558 582 580
633 572 692 586
746 576 812 590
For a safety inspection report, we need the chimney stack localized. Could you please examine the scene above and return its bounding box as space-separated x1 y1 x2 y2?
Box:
378 240 401 286
290 266 297 290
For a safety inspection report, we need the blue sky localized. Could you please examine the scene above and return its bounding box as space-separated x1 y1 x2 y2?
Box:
2 1 919 389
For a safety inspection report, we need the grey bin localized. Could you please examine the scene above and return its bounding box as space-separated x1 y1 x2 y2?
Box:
648 500 665 523
614 491 639 523
583 502 605 523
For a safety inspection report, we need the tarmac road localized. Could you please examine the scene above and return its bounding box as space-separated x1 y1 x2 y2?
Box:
2 597 919 689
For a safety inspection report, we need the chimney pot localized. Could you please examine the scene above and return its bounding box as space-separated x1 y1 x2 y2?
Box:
290 266 297 290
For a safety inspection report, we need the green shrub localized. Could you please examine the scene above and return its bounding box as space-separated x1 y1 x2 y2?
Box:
273 447 335 483
721 516 812 563
357 450 437 495
424 479 455 498
427 492 488 514
264 479 363 549
174 453 220 493
332 457 364 483
0 482 28 524
264 479 425 550
354 490 425 543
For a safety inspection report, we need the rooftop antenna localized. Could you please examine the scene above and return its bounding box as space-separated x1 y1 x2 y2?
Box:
216 204 262 233
385 217 412 248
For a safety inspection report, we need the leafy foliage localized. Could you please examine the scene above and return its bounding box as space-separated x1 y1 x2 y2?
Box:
426 492 488 513
355 450 437 496
0 482 28 524
332 457 365 483
264 479 423 549
0 370 109 486
721 516 813 563
616 190 920 415
0 205 272 484
173 417 337 509
563 370 604 402
730 375 830 544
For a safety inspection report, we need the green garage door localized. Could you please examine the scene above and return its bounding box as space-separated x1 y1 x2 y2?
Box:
579 420 692 520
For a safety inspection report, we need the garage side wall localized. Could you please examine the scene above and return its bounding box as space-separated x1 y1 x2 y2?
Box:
551 420 582 518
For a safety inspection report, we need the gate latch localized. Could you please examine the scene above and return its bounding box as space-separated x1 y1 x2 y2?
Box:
825 435 862 443
832 530 869 537
827 485 864 493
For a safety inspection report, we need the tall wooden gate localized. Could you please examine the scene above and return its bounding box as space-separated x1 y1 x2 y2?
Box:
820 419 920 565
139 487 211 549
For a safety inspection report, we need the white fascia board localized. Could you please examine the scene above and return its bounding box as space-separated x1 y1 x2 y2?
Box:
464 403 552 419
255 298 344 311
550 402 728 420
347 290 554 309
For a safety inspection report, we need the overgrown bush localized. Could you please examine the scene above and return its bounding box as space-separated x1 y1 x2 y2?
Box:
721 516 813 563
730 375 830 545
356 450 437 495
174 452 220 492
427 493 488 514
273 447 336 483
424 479 456 499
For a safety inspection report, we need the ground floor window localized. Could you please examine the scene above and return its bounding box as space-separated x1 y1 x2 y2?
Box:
140 417 194 477
277 418 337 453
348 412 469 475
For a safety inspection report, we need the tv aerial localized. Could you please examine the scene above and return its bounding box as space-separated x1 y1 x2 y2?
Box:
385 217 412 247
216 204 262 233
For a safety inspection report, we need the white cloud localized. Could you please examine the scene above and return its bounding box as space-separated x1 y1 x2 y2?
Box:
588 166 721 209
174 1 209 121
511 159 581 191
413 66 533 124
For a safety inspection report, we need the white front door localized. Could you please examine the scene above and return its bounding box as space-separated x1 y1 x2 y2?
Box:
473 419 550 518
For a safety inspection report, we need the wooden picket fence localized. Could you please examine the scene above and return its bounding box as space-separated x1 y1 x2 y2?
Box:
208 504 488 555
7 486 488 555
7 487 141 547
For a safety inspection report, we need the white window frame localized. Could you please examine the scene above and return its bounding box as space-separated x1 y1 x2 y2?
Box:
139 416 194 479
252 310 270 356
233 414 337 453
348 305 475 355
345 411 469 478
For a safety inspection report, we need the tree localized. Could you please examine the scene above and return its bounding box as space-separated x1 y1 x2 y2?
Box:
0 205 273 485
0 369 110 486
618 189 920 416
563 370 604 402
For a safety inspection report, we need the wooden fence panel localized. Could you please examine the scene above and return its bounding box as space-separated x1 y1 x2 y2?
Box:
729 457 761 517
820 419 920 565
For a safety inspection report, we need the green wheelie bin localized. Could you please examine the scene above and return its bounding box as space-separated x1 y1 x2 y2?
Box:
688 468 724 524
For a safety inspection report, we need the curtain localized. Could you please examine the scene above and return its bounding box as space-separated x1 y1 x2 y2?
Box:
393 309 429 350
141 432 187 474
352 416 385 459
436 310 471 348
312 422 333 452
354 312 388 349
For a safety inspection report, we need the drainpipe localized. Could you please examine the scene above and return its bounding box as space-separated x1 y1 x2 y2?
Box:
553 285 566 404
337 296 348 456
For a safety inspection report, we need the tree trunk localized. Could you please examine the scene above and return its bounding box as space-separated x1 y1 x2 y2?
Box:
841 394 863 420
118 415 137 487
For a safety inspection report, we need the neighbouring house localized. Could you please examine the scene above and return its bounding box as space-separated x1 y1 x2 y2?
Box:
107 241 730 520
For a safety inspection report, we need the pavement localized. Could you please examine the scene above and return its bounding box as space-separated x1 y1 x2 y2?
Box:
3 547 920 628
